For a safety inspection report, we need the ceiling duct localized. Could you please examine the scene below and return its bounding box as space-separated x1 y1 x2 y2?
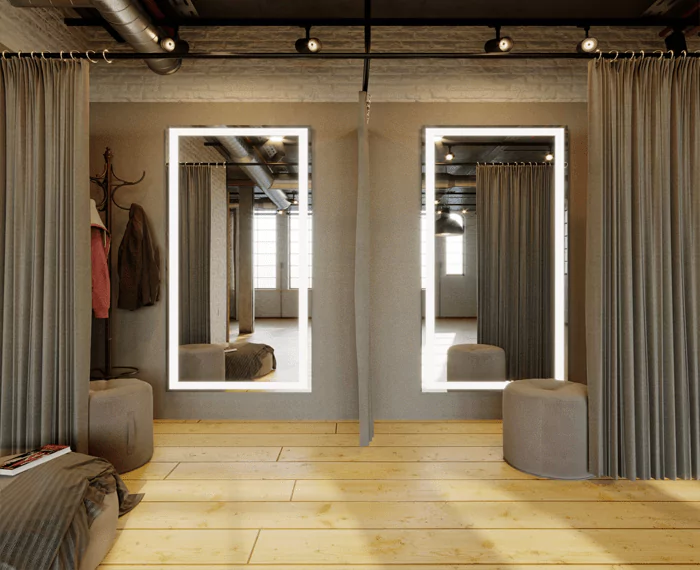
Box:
91 0 185 74
9 0 185 75
219 136 291 210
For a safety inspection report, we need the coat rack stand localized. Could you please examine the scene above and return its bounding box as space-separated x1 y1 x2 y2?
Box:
90 147 146 380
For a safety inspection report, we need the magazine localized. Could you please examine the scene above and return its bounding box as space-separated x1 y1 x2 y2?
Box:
0 445 71 476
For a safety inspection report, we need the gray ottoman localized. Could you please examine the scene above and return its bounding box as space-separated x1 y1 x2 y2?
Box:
89 378 154 474
447 344 506 381
503 379 590 479
180 343 226 381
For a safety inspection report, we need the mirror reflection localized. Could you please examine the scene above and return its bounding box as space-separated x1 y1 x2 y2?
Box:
422 128 567 390
172 128 311 390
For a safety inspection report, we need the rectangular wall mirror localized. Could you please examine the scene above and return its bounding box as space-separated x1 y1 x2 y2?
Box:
422 127 567 392
168 127 311 391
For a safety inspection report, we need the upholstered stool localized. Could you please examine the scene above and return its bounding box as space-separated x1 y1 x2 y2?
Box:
503 379 590 479
179 343 226 381
89 378 154 474
447 344 506 381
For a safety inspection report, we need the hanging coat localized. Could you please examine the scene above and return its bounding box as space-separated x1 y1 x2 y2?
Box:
90 199 111 318
118 204 160 310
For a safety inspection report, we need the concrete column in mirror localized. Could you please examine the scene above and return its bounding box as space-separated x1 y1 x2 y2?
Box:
421 127 568 392
168 127 312 392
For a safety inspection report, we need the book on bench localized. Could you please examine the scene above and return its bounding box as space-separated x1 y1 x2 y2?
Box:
0 445 71 476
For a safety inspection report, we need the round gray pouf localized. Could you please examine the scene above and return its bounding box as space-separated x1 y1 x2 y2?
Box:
89 378 154 474
447 344 506 381
503 379 590 479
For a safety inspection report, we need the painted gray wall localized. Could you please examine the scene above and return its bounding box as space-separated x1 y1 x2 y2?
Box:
90 101 587 421
90 103 359 420
368 102 587 420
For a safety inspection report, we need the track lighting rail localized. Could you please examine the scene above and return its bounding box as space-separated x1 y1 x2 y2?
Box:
3 50 698 61
63 16 700 28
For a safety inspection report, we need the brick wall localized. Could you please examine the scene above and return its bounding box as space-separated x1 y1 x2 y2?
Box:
1 1 698 103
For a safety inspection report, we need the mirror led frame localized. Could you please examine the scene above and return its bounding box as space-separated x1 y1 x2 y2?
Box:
423 126 567 392
167 127 311 392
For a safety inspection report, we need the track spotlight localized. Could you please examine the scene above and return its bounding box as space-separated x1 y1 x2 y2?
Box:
461 208 468 214
484 26 514 53
545 153 554 162
665 28 687 53
576 27 598 54
269 136 284 142
445 146 455 161
295 26 323 54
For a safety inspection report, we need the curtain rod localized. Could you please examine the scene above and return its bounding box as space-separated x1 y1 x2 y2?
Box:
3 50 699 62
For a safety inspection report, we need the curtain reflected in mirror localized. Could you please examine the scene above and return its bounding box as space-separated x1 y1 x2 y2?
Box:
422 128 567 391
169 128 311 391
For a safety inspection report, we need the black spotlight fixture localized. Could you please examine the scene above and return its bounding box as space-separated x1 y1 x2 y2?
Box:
484 26 514 53
445 145 455 161
295 26 323 54
435 208 465 237
576 26 599 54
664 28 688 53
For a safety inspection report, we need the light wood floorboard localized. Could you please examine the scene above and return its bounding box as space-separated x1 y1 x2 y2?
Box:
151 446 281 462
98 566 700 570
338 421 503 434
101 420 700 568
278 445 504 462
166 461 536 480
250 528 700 564
291 478 700 502
154 422 337 434
154 433 503 447
116 500 700 530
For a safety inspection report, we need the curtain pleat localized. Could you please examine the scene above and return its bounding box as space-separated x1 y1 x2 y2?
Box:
0 59 90 455
587 57 700 480
476 164 554 380
179 165 211 345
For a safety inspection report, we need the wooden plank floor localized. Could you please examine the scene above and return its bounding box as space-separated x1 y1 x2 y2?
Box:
99 420 700 569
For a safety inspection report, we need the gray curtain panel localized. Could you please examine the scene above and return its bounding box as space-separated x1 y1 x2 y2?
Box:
179 165 212 345
356 91 373 446
0 59 91 455
587 58 700 480
476 164 554 380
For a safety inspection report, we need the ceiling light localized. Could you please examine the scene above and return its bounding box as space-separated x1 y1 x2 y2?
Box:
664 28 688 53
545 153 554 162
445 146 455 161
461 208 468 214
277 209 285 215
269 136 284 143
576 27 599 54
434 199 440 205
435 209 465 237
484 26 514 53
295 26 323 54
160 37 176 52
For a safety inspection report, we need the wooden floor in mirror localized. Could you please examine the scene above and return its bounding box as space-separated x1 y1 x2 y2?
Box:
99 420 700 568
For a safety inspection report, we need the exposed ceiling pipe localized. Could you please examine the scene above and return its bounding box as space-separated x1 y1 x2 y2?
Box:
219 136 291 210
9 0 185 75
90 0 184 74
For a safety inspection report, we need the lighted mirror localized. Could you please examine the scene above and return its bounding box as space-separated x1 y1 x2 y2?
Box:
422 127 567 392
168 127 311 391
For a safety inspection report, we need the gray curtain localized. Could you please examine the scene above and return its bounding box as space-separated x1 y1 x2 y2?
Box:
179 165 211 345
0 59 91 455
587 57 700 480
356 91 373 446
476 164 553 380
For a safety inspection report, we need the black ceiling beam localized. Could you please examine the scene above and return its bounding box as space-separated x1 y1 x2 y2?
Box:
63 16 699 28
362 0 372 92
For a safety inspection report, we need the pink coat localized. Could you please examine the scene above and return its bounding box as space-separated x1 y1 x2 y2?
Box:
91 225 111 318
